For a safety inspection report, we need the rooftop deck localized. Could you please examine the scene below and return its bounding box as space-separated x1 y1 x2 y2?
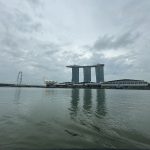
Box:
66 64 104 68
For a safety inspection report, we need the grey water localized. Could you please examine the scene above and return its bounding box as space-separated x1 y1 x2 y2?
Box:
0 87 150 149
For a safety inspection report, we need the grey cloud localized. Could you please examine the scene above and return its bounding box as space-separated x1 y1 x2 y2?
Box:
14 10 42 33
26 0 42 6
40 43 61 55
89 52 135 79
122 0 150 30
31 63 55 71
0 0 150 84
0 2 42 34
93 32 139 51
0 2 42 60
0 35 25 58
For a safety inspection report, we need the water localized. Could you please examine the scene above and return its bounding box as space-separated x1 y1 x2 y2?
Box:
0 87 150 149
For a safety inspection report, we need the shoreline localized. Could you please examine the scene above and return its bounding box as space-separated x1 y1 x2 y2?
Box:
0 83 150 90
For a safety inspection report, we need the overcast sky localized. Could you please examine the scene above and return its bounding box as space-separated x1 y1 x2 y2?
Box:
0 0 150 84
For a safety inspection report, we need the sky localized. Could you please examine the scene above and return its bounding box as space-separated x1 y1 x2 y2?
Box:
0 0 150 84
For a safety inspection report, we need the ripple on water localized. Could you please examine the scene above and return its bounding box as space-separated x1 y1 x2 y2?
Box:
0 88 150 148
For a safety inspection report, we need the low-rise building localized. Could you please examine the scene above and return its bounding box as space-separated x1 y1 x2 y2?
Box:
101 79 149 88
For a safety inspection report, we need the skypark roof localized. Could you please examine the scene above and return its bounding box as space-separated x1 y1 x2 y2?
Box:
66 64 104 68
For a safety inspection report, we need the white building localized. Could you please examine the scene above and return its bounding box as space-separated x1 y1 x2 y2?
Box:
101 79 149 88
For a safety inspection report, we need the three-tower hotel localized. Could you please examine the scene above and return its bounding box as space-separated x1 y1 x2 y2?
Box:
66 64 104 83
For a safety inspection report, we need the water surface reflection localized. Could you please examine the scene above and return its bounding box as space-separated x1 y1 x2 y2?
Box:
83 89 92 113
70 89 106 118
0 88 150 148
14 87 21 104
96 89 106 117
70 89 79 118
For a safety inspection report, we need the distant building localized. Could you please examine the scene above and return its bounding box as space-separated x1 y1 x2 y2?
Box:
101 79 149 88
66 64 104 84
45 80 57 86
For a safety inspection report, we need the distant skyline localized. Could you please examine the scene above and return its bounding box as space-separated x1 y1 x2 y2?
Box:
0 0 150 84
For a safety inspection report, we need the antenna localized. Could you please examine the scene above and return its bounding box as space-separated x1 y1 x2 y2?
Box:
17 71 23 86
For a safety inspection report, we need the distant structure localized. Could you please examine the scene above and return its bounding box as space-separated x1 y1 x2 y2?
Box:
17 71 22 85
66 64 104 83
101 79 149 88
44 80 57 85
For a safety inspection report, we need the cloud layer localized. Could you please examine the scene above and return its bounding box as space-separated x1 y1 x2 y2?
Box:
0 0 150 84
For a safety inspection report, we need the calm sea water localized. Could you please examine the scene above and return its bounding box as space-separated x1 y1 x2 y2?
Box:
0 87 150 149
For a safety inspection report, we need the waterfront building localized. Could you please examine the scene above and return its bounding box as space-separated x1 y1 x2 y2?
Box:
44 80 57 86
66 64 104 84
95 65 104 83
83 66 91 83
71 65 80 84
101 79 149 88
